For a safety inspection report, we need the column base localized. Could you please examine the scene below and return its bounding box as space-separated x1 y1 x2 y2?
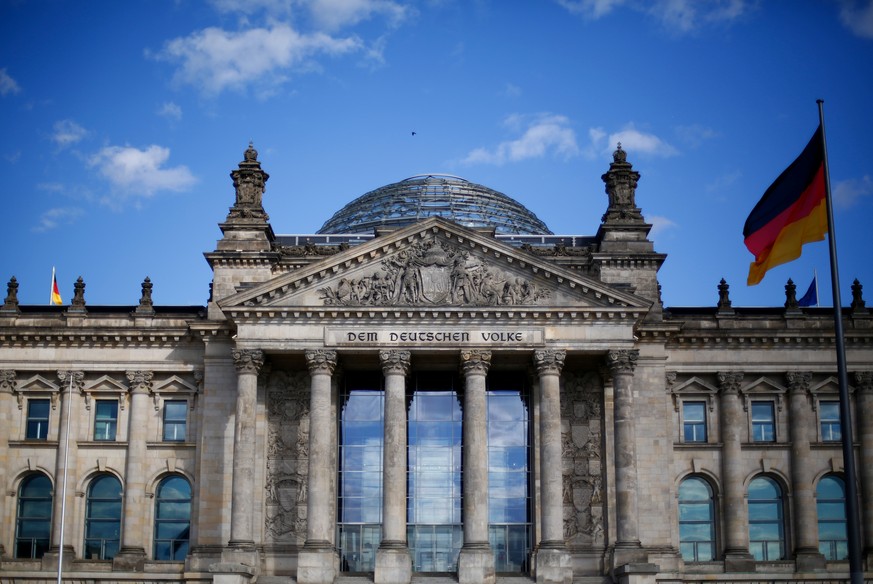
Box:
297 545 339 584
533 546 572 584
40 546 75 572
112 546 147 571
614 562 660 584
209 561 256 584
458 545 495 584
611 541 648 570
375 544 412 584
795 548 827 572
723 549 756 573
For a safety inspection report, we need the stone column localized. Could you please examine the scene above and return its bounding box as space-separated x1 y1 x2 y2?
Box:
227 349 264 550
297 349 340 584
717 371 754 571
0 370 16 559
375 350 412 584
458 350 495 584
45 370 83 570
606 350 645 568
534 349 572 584
113 371 153 569
786 371 825 570
854 371 873 564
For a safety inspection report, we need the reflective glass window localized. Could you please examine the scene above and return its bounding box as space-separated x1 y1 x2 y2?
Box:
26 399 50 440
678 476 716 561
163 401 187 442
751 402 776 442
819 401 841 442
84 475 122 560
15 473 52 558
682 401 707 442
94 400 118 441
817 475 848 560
748 476 785 560
154 475 191 560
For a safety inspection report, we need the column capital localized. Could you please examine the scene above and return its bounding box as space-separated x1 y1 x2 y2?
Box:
534 349 566 376
786 370 813 394
126 370 154 394
57 370 85 391
305 349 337 375
380 349 411 376
605 349 637 375
855 371 873 393
717 371 744 394
461 349 491 375
232 348 265 374
0 369 16 392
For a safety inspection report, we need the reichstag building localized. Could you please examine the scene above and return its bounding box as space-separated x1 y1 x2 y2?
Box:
1 144 872 584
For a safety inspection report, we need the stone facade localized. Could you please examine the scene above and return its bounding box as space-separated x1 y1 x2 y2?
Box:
0 143 871 584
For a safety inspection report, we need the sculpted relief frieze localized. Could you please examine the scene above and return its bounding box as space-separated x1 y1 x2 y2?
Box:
318 237 551 307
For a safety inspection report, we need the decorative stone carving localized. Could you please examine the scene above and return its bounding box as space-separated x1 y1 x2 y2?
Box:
57 370 85 391
786 371 813 394
265 370 310 543
561 371 605 545
460 349 491 375
136 277 155 315
318 237 551 307
227 142 270 221
717 371 744 394
717 278 732 310
605 349 637 375
69 277 86 312
784 278 799 309
2 276 19 312
851 279 868 313
232 349 265 374
856 371 873 393
379 350 411 376
601 144 644 224
0 370 16 392
534 349 566 375
126 370 154 394
304 349 337 375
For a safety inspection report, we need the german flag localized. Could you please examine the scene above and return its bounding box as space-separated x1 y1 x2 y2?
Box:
743 125 828 285
51 268 63 305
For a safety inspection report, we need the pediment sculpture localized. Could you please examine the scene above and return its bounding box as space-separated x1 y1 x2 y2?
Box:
318 237 551 307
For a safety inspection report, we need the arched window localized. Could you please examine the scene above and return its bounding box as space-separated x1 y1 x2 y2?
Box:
154 475 192 560
84 475 122 560
816 475 848 560
748 476 785 560
15 473 53 559
678 476 716 561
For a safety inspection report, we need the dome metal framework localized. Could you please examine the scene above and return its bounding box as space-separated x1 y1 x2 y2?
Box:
317 174 553 235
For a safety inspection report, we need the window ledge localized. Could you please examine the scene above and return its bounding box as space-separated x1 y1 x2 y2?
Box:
147 441 196 449
9 439 58 447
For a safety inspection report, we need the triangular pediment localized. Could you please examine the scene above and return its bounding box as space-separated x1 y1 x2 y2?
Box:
219 218 650 315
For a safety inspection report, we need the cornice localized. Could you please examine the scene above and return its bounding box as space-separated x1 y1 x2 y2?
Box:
668 331 873 349
0 328 199 348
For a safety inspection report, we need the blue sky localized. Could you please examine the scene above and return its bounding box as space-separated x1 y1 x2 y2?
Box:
2 0 872 308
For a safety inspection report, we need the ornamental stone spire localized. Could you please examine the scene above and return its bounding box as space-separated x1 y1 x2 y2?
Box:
601 143 644 224
227 141 270 222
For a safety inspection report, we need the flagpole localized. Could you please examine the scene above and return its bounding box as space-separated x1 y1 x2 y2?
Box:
51 267 56 306
818 99 863 584
57 371 74 584
814 268 819 307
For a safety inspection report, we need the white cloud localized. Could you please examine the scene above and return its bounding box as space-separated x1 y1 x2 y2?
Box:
88 145 198 197
306 0 411 32
833 175 873 208
158 102 183 121
587 123 678 158
675 123 718 148
462 114 580 166
51 119 87 147
557 0 750 33
0 68 21 96
839 0 873 39
209 0 293 16
32 207 85 233
555 0 628 19
648 214 678 238
153 24 362 95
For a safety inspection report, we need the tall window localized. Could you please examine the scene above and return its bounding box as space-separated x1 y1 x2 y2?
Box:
487 373 531 573
337 373 384 573
84 475 122 560
678 476 716 561
94 400 118 441
154 475 192 561
163 401 187 442
817 475 848 560
751 401 776 442
748 476 785 560
819 401 841 442
15 473 52 558
26 399 50 440
407 373 463 573
682 401 707 442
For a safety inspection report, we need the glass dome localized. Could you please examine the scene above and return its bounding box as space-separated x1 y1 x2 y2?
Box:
317 174 552 235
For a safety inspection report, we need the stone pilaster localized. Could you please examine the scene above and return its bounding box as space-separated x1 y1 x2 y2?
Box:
227 349 264 559
533 349 572 584
43 370 84 571
297 349 340 584
458 349 495 584
717 371 755 572
0 370 15 558
787 371 826 571
854 371 873 564
113 371 154 570
375 349 412 584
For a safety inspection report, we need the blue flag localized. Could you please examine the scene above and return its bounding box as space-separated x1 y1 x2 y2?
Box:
798 275 818 307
